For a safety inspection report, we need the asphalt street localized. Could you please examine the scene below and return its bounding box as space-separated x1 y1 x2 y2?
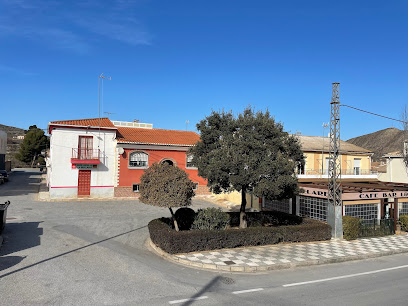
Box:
1 169 408 305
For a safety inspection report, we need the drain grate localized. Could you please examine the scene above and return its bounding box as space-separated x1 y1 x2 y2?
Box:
219 276 235 285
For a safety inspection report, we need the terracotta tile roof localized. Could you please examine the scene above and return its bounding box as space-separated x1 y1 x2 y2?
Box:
49 118 116 129
296 135 372 153
117 127 200 146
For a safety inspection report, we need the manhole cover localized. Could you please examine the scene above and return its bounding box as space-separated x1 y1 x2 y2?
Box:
224 260 235 265
219 277 235 285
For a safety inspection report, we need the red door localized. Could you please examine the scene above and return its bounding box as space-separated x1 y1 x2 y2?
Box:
78 170 91 196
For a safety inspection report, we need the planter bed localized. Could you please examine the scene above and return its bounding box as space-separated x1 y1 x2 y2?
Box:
148 211 331 254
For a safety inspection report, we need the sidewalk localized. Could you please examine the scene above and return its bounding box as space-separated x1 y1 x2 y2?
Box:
150 234 408 272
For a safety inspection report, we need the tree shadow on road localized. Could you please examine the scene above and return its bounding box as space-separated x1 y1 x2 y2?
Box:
0 225 147 279
0 221 43 271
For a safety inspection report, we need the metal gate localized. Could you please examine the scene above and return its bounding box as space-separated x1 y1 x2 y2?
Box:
78 170 91 196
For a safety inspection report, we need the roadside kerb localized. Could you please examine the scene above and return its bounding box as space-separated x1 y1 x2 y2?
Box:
147 236 408 273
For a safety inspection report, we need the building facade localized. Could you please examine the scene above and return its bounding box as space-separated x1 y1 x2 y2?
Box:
378 152 408 184
0 130 6 171
296 135 376 179
48 118 117 199
47 118 209 199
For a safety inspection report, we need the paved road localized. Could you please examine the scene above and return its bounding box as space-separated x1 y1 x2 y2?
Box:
1 169 408 305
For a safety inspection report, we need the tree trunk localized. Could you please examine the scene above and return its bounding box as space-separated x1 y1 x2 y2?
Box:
240 188 247 229
169 207 179 231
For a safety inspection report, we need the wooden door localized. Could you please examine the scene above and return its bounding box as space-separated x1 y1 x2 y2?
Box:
79 136 93 159
78 170 91 196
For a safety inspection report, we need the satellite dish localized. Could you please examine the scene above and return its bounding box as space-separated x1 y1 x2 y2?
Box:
118 147 124 155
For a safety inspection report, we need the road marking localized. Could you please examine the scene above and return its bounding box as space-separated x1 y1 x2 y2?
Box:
232 288 264 294
169 296 208 304
283 264 408 287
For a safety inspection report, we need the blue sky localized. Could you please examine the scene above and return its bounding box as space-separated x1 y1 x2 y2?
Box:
1 0 407 140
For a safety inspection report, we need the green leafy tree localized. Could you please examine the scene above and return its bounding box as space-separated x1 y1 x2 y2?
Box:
16 126 49 165
190 107 304 228
140 163 196 231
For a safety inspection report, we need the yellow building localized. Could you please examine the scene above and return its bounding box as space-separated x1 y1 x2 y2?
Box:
296 135 376 179
214 135 377 210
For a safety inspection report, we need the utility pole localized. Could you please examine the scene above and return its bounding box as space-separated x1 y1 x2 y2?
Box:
98 73 111 148
322 122 329 174
328 82 342 239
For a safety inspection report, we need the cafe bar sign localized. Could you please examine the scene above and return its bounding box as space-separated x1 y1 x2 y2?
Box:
301 187 408 201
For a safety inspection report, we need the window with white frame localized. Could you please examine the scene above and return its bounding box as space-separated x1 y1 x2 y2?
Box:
193 183 198 190
129 152 148 168
186 154 196 168
133 184 140 192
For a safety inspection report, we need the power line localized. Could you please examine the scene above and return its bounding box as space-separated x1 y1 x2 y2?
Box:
341 104 405 124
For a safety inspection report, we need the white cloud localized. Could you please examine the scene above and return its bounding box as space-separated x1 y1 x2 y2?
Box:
0 0 151 54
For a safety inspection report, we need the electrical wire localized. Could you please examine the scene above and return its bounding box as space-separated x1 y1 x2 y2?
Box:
341 104 406 124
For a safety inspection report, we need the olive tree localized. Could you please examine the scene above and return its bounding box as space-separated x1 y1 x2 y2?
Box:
190 107 304 228
139 162 195 231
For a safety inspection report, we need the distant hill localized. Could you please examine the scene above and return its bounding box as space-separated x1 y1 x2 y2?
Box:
0 123 28 167
347 127 405 161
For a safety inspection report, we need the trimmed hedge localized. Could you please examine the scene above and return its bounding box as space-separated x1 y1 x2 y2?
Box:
148 213 331 254
343 216 360 240
399 215 408 232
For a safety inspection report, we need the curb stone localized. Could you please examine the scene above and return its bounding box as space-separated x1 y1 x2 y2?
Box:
147 237 408 273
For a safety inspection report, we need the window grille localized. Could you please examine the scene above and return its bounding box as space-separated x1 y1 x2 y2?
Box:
344 203 378 225
186 154 195 168
264 199 290 213
299 196 328 221
129 152 148 167
399 202 408 216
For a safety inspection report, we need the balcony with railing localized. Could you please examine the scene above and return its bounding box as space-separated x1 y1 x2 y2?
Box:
298 168 378 179
71 148 101 164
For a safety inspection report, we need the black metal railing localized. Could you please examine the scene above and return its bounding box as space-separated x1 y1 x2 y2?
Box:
359 218 395 238
72 148 100 160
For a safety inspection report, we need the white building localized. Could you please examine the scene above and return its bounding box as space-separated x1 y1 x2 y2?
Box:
47 118 117 199
378 152 408 184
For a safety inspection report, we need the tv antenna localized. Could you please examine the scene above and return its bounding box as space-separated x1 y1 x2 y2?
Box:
104 112 115 118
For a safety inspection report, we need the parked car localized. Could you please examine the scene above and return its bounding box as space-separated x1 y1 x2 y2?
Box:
0 170 8 182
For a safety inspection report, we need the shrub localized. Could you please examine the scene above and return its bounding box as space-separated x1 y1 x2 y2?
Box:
148 213 331 254
175 207 196 231
191 208 230 231
343 216 360 240
399 215 408 231
228 211 302 228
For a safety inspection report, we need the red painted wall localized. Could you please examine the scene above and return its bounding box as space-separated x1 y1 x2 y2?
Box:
118 148 207 187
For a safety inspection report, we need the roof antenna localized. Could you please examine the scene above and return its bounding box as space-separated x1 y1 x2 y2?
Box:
98 73 111 149
104 111 115 119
